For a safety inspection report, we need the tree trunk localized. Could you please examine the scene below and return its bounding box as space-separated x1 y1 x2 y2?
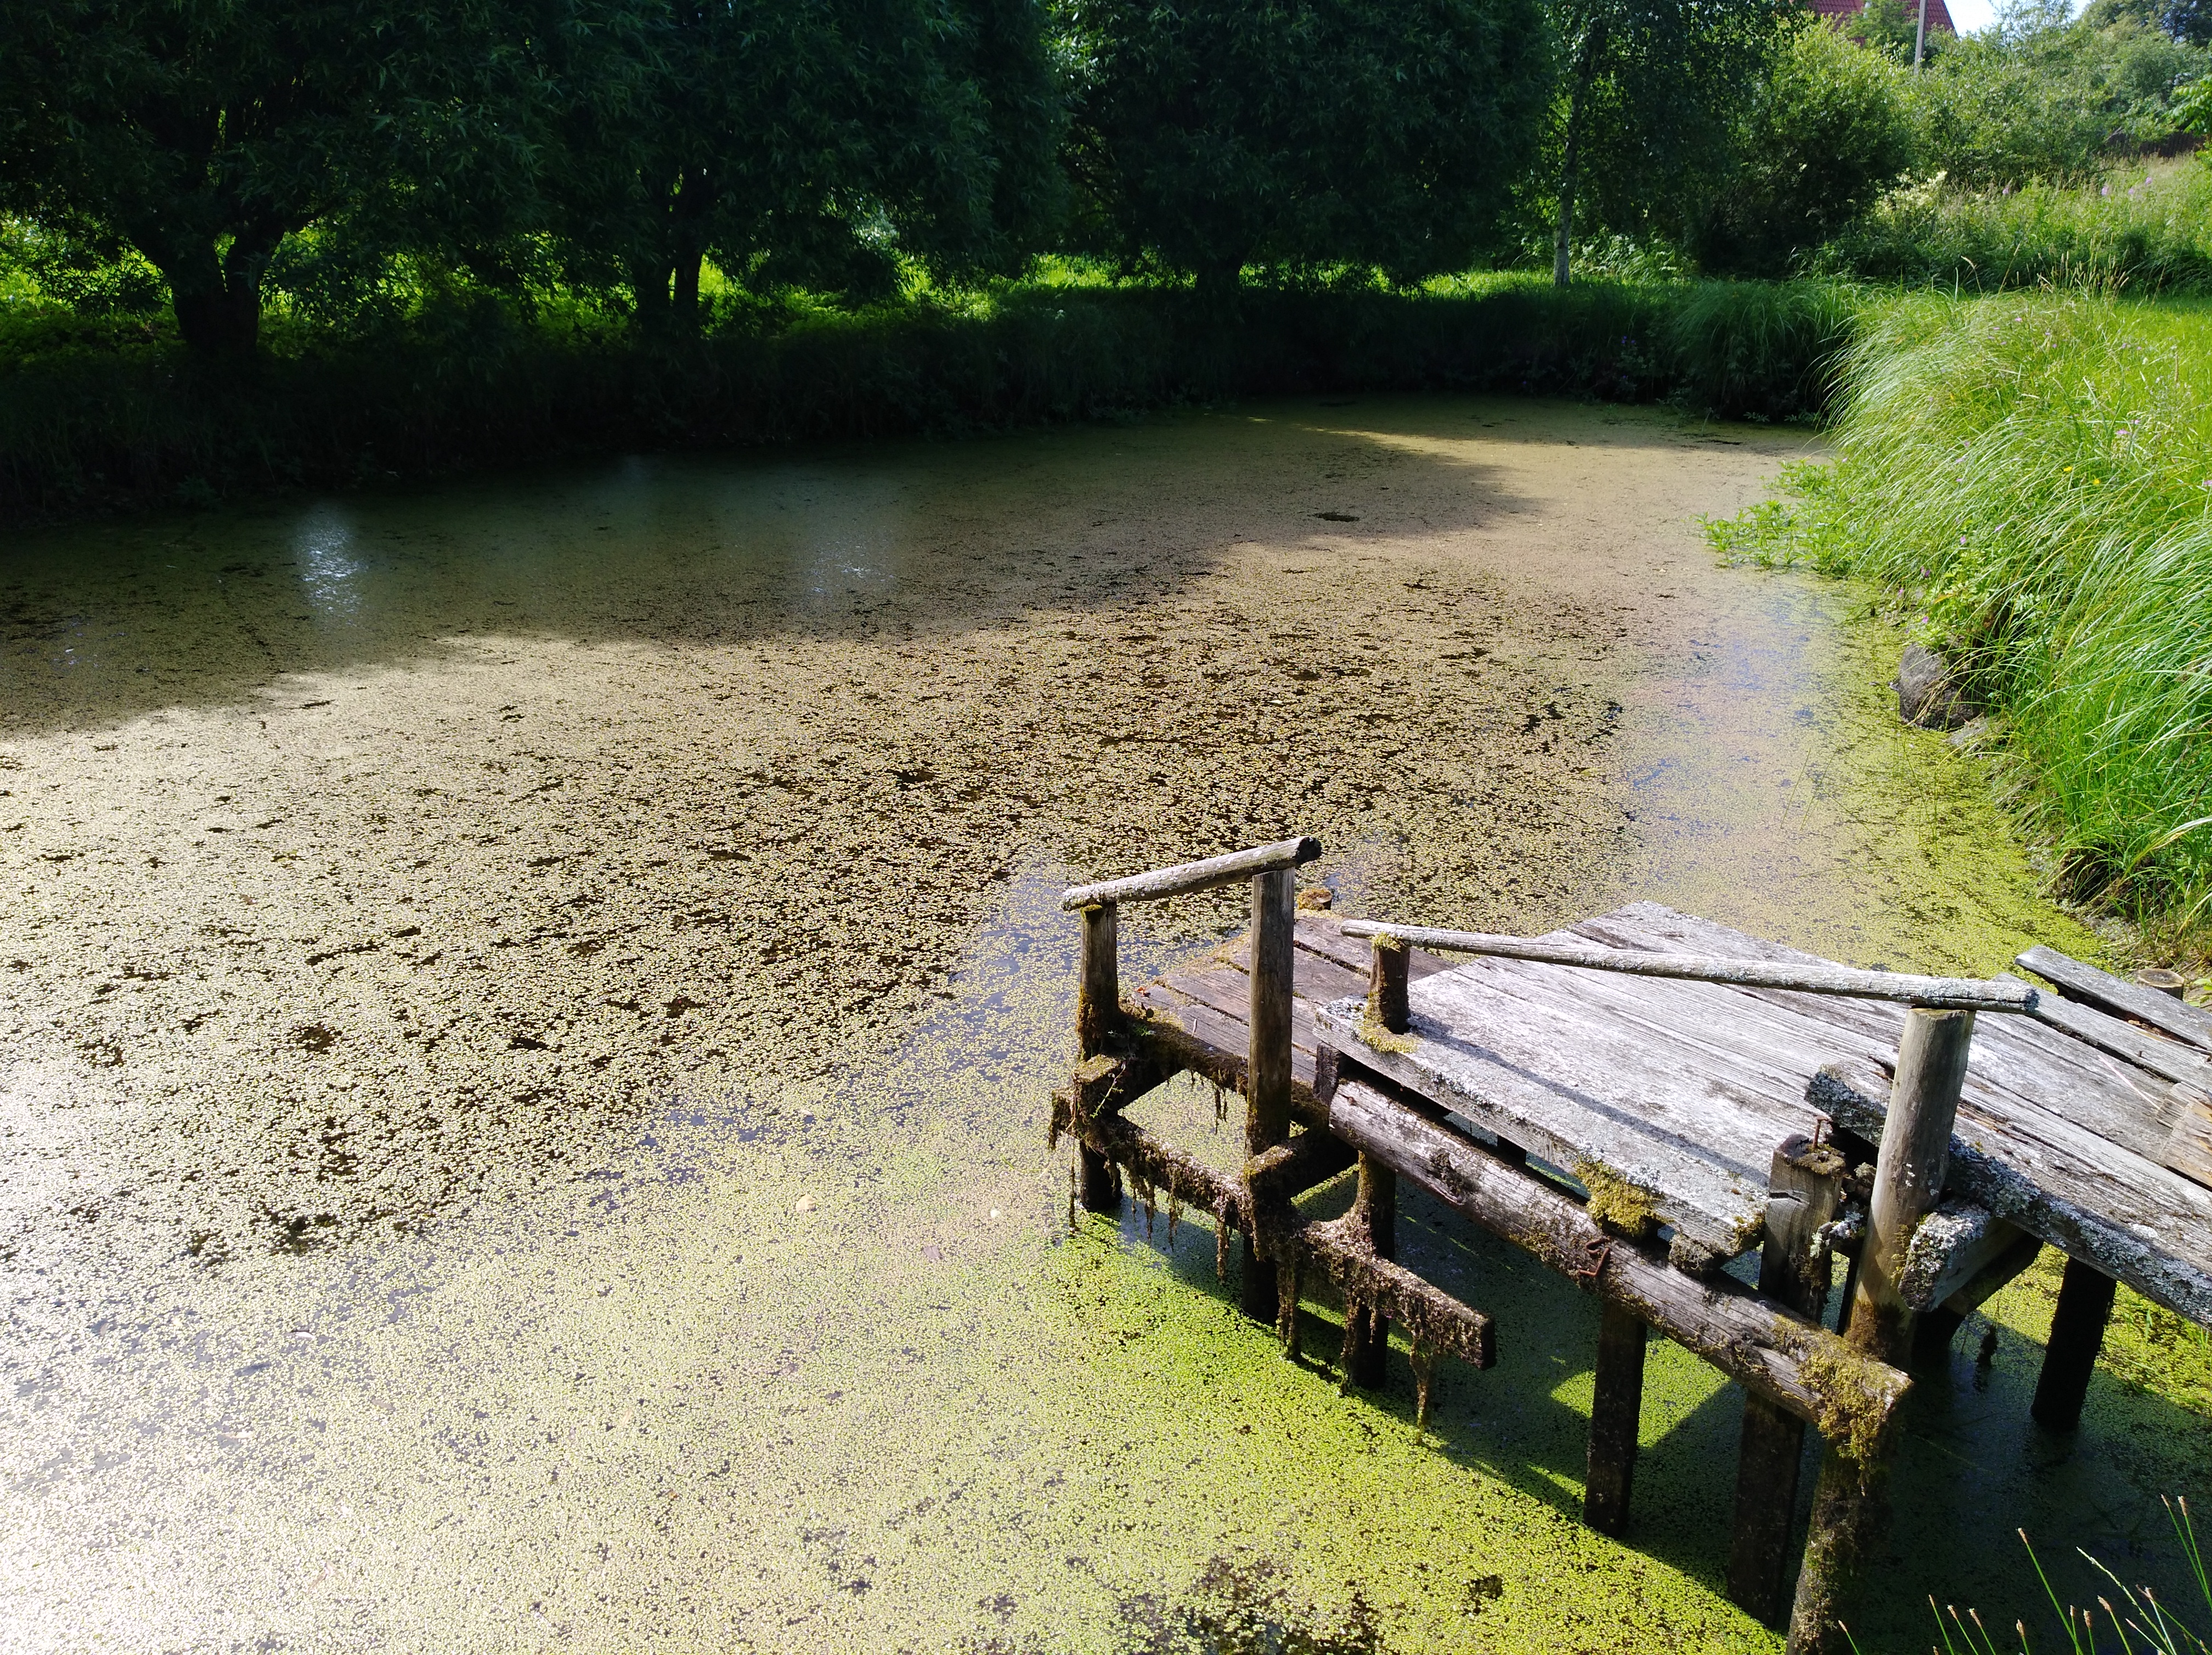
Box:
669 167 710 335
630 257 674 333
159 224 283 357
671 250 702 333
1553 29 1605 290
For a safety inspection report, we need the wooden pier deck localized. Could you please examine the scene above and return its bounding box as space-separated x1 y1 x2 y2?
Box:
1052 839 2212 1655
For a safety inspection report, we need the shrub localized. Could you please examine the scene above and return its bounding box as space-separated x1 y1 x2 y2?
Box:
1691 22 1918 278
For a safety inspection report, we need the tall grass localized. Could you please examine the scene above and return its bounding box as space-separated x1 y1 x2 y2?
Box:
1816 162 2212 296
0 276 1857 521
1711 289 2212 928
1885 1497 2210 1655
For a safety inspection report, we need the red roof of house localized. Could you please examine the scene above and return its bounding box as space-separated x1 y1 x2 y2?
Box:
1811 0 1956 35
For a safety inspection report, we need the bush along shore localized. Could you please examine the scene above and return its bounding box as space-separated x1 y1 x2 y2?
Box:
1711 288 2212 948
0 277 1860 523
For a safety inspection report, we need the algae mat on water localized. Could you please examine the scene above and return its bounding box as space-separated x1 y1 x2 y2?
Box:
0 397 2198 1651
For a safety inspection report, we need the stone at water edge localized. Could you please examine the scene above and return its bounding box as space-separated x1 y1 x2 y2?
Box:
1895 643 1976 730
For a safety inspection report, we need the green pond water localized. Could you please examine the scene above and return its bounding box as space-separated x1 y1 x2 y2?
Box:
0 397 2204 1652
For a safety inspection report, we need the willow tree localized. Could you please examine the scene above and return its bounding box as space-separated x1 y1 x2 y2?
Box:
0 0 551 354
1545 0 1788 285
1063 0 1553 291
548 0 1065 331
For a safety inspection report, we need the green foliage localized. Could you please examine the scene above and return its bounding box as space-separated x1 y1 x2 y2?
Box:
1815 160 2212 292
1663 279 1866 419
1544 0 1792 282
1707 290 2212 923
0 0 548 354
541 0 1066 331
1691 22 1919 278
1850 0 1926 62
1911 0 2210 189
1060 0 1553 287
0 274 1855 520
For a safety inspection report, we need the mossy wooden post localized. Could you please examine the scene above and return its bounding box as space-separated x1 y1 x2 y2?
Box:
1076 901 1121 1213
1584 1300 1646 1536
1367 933 1410 1034
1241 868 1297 1324
1728 1134 1845 1628
1788 1007 1971 1655
2030 1256 2117 1432
1345 1153 1397 1389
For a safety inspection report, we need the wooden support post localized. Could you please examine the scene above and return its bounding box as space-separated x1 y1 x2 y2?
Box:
1367 933 1410 1033
1344 1153 1397 1389
1728 1135 1845 1627
1789 1007 1972 1655
1076 902 1122 1213
1584 1299 1647 1536
2030 1256 2117 1433
1240 869 1297 1324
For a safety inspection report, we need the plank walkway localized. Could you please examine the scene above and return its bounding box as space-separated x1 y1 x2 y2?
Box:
1059 855 2210 1652
1318 902 2212 1324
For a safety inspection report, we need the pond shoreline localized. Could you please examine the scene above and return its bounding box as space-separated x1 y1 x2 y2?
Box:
2 395 2200 1651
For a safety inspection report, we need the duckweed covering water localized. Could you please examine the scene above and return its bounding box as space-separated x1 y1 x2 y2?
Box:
0 398 2201 1651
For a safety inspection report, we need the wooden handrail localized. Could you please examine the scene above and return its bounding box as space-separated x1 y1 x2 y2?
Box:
1059 836 1322 912
1338 922 2036 1014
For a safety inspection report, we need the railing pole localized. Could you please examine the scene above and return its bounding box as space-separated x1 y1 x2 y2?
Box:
1240 868 1297 1323
1075 900 1122 1213
1789 1006 1972 1654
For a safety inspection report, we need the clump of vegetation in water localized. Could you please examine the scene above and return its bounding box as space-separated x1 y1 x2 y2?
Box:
1707 289 2212 942
968 1557 1391 1655
1869 1496 2210 1655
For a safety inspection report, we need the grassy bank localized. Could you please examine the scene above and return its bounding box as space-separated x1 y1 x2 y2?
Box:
1712 290 2212 935
0 275 1860 522
1815 161 2212 296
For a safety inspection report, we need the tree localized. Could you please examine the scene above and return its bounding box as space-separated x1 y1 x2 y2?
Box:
1063 0 1553 291
1910 0 2209 188
546 0 1065 333
0 1 550 355
1689 20 1918 276
1544 0 1791 286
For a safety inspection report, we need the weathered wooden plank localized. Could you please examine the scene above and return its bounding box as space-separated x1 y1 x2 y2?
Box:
1579 905 2212 1279
2171 1094 2212 1194
1211 920 1382 1007
1290 916 1455 987
1897 1201 2030 1313
1062 836 1321 912
1810 1058 2212 1327
1328 1074 1912 1431
1343 920 2036 1013
1317 986 1782 1264
1577 909 2170 1138
2013 973 2212 1094
1076 1108 1495 1377
1128 983 1329 1129
2017 944 2212 1055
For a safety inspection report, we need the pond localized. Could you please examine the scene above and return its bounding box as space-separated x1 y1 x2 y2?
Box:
1 397 2203 1651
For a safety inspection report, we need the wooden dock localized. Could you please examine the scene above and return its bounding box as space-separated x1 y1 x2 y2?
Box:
1051 839 2212 1655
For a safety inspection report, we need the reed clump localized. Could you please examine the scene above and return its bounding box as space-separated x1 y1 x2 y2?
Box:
1711 289 2212 932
